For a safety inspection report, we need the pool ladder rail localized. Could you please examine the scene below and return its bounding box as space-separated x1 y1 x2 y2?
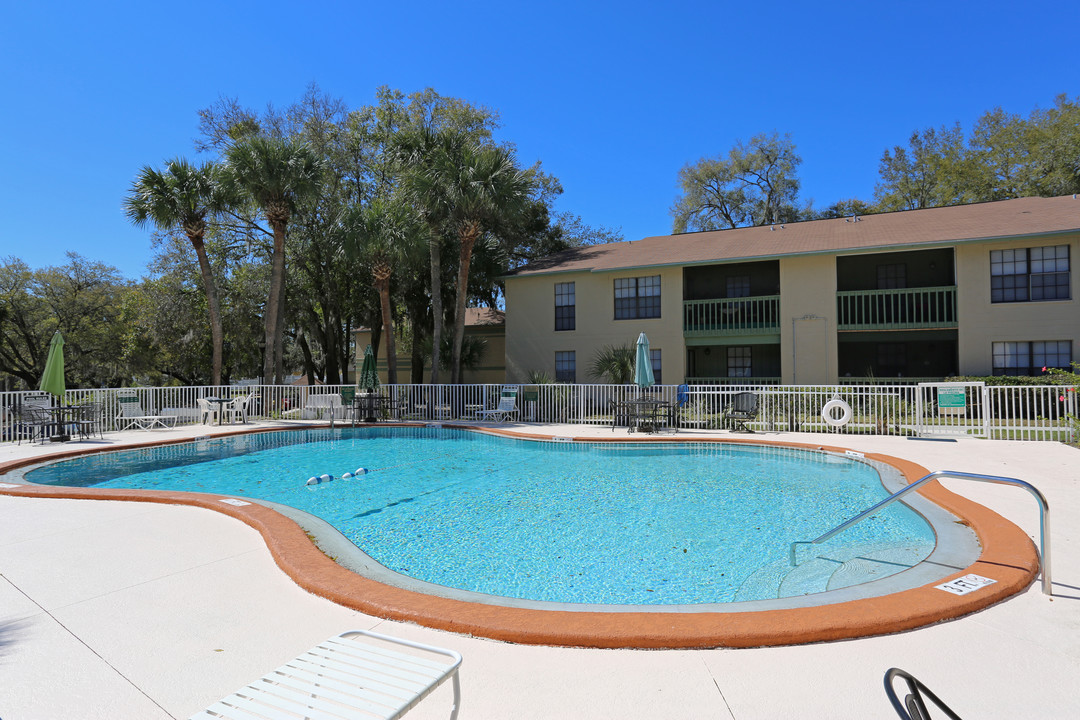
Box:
789 470 1052 596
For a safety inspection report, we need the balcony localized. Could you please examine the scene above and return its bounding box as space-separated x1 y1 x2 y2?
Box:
683 295 780 336
837 286 957 331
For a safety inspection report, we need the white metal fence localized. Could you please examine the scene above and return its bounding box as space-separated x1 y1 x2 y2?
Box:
1 381 1076 444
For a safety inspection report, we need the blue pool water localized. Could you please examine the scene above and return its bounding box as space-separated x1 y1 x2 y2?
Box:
25 427 935 605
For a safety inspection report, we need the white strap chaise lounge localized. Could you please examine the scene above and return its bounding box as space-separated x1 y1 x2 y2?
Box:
116 394 177 430
191 630 461 720
474 388 519 423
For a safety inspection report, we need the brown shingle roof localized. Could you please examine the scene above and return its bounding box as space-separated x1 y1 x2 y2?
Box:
513 195 1080 276
464 307 505 326
355 307 503 333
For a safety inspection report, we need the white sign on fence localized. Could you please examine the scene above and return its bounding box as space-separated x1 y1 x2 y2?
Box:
937 385 967 417
917 381 987 437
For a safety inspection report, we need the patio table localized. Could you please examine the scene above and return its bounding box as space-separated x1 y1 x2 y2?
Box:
204 397 232 426
622 399 673 434
43 406 80 442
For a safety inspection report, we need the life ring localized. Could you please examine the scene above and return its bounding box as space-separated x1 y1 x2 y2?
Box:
821 398 852 428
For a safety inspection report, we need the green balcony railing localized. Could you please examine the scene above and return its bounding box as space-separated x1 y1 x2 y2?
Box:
683 295 780 336
685 376 782 385
837 286 957 330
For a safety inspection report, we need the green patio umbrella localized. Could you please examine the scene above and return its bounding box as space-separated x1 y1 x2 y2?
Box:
358 344 380 392
39 331 66 397
634 332 654 391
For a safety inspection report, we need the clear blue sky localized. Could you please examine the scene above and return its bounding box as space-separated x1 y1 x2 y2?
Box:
2 0 1077 279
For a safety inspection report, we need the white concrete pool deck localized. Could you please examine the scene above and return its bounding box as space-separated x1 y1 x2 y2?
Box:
0 420 1077 719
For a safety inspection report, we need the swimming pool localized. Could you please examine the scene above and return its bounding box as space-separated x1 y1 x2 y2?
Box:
22 426 940 607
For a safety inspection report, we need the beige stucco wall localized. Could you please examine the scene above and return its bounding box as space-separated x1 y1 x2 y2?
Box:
505 266 686 384
955 233 1080 375
778 254 838 383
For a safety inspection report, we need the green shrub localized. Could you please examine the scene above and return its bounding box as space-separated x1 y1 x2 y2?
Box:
944 374 1073 386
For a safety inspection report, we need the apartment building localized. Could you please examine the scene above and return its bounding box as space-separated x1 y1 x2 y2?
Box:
505 195 1079 385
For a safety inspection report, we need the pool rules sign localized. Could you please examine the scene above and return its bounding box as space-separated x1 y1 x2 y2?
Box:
936 574 997 595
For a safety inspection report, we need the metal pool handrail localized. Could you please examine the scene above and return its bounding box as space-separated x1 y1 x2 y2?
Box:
789 470 1052 596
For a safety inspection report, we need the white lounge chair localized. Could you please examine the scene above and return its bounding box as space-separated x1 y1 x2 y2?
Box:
474 388 519 423
117 394 176 430
302 393 342 421
191 630 461 720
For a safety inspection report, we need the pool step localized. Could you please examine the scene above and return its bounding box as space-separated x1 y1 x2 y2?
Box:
825 543 927 591
777 555 844 598
732 559 792 602
733 542 929 602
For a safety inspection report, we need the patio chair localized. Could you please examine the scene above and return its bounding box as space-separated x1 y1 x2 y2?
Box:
474 388 519 423
665 383 691 431
73 402 104 440
196 398 217 425
722 391 759 433
610 399 631 431
116 394 176 430
226 392 257 424
15 405 52 445
191 630 461 720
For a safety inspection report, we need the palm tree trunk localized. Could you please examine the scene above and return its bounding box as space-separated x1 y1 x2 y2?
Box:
376 277 398 385
451 225 480 384
274 275 286 384
264 222 287 385
191 240 223 387
428 233 442 384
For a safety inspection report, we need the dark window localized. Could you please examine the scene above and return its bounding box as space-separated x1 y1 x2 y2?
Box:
614 275 661 319
877 343 907 374
555 282 575 331
991 246 1070 303
877 264 907 289
650 348 662 384
727 346 752 377
992 341 1072 375
726 276 751 298
555 351 576 383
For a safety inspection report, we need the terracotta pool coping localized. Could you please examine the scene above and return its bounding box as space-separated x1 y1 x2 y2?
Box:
0 426 1039 649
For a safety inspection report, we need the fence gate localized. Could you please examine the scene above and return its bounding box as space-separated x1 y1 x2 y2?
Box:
915 381 989 438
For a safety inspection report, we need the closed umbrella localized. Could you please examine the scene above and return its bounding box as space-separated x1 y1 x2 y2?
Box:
358 345 380 392
39 331 66 397
358 345 381 422
634 332 654 392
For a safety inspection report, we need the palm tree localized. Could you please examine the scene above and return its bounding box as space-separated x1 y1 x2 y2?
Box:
339 197 420 384
393 127 452 384
226 137 322 384
589 344 636 384
123 158 229 385
410 135 532 383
